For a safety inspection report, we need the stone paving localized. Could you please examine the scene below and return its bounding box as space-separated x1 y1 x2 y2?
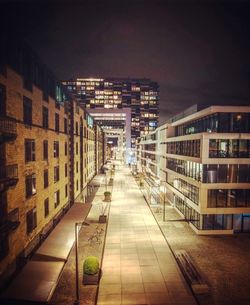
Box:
151 203 250 305
97 165 197 305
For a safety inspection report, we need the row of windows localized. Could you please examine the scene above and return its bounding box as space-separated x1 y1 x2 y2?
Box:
174 195 233 230
166 140 200 158
209 139 250 158
203 164 250 183
23 97 67 132
166 158 202 181
25 139 68 162
167 175 199 205
175 196 201 229
175 112 250 136
167 158 250 183
2 37 67 103
208 189 250 208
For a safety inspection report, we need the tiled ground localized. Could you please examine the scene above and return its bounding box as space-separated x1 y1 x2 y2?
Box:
97 165 196 305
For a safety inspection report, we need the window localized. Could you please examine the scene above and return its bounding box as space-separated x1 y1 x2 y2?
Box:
54 166 60 183
64 118 68 133
55 113 59 132
54 141 59 157
76 142 78 155
44 198 49 218
0 83 6 116
76 180 79 191
65 184 68 198
44 169 49 188
26 208 37 234
76 122 78 135
65 163 68 177
42 106 49 129
25 174 36 198
76 161 78 173
25 139 35 162
23 96 32 125
54 190 60 208
43 140 48 160
65 142 68 156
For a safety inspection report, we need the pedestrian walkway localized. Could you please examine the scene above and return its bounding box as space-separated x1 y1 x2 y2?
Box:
97 165 197 305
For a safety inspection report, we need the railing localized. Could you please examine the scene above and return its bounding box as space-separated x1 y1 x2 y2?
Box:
0 164 18 180
0 117 17 137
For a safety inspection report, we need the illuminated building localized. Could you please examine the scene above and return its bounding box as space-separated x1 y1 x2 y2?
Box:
0 35 105 288
63 78 159 148
137 104 250 234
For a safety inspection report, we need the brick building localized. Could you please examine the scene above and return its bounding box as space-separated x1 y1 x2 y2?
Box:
0 35 105 286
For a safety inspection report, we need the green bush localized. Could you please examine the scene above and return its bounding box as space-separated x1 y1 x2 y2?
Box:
83 256 99 275
104 191 111 196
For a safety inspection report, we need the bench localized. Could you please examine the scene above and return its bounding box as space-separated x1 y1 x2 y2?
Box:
175 250 209 295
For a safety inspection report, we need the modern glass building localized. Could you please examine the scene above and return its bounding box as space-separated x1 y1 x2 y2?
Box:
137 105 250 234
63 78 159 148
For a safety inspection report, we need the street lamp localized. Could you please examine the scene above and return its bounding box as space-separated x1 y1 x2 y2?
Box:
74 221 90 305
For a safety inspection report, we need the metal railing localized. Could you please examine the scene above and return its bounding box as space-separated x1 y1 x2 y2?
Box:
0 117 17 136
0 164 18 180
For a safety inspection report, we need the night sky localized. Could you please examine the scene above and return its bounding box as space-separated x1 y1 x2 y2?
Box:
2 0 250 124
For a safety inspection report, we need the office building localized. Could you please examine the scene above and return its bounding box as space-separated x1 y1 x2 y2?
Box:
63 78 159 148
137 105 250 234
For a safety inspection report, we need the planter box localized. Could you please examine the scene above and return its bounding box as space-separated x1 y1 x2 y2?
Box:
99 215 107 223
83 269 102 285
104 195 111 202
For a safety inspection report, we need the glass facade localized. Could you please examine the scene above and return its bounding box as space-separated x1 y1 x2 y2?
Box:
175 112 250 136
208 189 250 208
175 196 201 229
167 173 199 205
166 158 202 181
167 160 250 183
203 164 250 183
209 139 250 158
166 140 200 157
203 214 233 230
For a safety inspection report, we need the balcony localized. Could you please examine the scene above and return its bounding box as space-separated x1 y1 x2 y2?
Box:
0 164 18 191
0 117 17 143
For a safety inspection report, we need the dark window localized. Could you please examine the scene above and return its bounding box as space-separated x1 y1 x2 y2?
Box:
218 165 227 183
209 139 218 158
239 140 249 158
65 184 68 198
64 118 68 133
23 96 32 125
0 83 6 116
54 141 59 157
25 174 36 198
76 180 79 191
218 113 230 132
0 234 9 260
54 166 60 183
65 142 68 156
65 163 68 177
26 208 37 234
55 113 59 132
25 139 35 162
43 140 48 160
44 169 49 188
76 142 78 155
44 198 49 218
54 190 60 208
42 106 49 129
76 161 78 173
76 122 78 135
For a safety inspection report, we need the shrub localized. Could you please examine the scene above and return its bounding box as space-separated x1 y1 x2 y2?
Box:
104 191 111 196
83 256 99 275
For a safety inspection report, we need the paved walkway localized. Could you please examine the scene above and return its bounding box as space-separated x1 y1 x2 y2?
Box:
97 165 197 305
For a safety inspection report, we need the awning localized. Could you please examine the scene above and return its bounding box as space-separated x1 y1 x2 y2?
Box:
1 202 92 303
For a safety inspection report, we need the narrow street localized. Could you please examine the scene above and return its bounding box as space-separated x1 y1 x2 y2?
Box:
97 164 197 305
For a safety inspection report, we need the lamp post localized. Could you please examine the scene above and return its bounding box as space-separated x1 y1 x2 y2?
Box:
74 221 89 305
